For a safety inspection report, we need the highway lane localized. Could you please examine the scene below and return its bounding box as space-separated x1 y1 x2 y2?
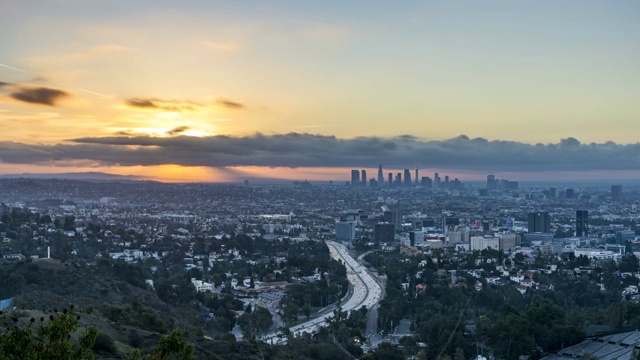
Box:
261 241 383 344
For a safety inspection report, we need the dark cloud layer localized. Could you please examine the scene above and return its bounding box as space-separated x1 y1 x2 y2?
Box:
10 87 68 106
0 134 639 173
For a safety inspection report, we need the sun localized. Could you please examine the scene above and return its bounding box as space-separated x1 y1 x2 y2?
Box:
180 129 208 137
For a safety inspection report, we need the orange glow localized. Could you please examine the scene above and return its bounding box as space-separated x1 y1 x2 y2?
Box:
108 165 222 182
2 162 640 184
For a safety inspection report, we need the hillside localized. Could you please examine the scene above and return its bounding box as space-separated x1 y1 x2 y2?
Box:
0 258 355 359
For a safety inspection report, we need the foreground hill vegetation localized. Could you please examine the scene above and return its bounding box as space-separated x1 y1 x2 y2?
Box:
0 231 395 359
0 256 397 359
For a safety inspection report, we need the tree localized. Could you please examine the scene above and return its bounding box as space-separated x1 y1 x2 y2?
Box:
361 342 404 360
619 254 639 273
147 329 194 360
238 306 273 339
0 307 97 360
63 216 76 231
303 303 312 320
124 329 194 360
486 304 536 360
192 238 206 256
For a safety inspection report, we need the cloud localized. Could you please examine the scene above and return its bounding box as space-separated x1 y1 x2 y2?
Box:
115 130 135 136
124 97 245 112
166 126 190 136
215 98 245 109
0 134 639 174
9 86 69 106
125 98 156 108
124 98 200 112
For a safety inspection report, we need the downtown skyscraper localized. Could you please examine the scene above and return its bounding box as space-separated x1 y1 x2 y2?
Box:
576 210 588 237
351 170 360 187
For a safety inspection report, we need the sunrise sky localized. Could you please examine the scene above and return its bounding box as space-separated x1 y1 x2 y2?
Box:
1 0 639 182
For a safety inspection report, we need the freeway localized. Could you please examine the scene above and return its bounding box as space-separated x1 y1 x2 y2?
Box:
261 241 383 345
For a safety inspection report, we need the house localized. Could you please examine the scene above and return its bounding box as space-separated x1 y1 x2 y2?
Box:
191 278 214 292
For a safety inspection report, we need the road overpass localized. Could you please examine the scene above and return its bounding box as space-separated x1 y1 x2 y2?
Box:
261 241 383 344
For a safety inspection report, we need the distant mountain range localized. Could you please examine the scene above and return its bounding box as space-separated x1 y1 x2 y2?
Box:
0 172 298 184
0 172 147 181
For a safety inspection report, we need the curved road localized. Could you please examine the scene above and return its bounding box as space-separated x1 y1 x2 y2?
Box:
262 241 383 344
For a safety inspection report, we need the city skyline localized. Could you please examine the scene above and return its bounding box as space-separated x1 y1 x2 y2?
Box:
1 1 639 182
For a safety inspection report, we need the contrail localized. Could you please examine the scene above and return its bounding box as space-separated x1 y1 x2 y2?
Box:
0 63 25 73
1 61 108 99
76 87 107 97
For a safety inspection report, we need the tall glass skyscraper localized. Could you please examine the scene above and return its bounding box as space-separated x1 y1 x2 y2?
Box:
576 210 588 237
351 169 360 187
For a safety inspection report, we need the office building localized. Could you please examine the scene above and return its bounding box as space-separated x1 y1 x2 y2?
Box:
487 175 495 191
500 179 518 190
361 170 367 187
384 209 403 230
612 185 623 201
351 170 360 187
375 223 395 243
335 222 356 242
549 188 557 198
404 169 412 187
576 210 588 237
343 210 366 222
566 188 575 199
378 165 384 185
411 220 423 230
470 236 499 251
415 168 419 185
442 214 448 235
434 173 441 188
447 231 462 244
528 212 551 233
420 219 434 228
499 233 519 252
526 232 554 244
410 231 424 246
388 173 393 187
421 177 432 189
616 230 635 245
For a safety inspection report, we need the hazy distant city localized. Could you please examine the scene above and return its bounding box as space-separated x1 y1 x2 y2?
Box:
1 175 639 359
2 0 639 359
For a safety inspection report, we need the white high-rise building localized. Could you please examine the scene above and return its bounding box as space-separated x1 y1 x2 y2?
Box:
470 236 499 251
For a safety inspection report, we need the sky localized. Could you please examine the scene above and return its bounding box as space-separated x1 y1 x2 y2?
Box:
0 0 639 183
